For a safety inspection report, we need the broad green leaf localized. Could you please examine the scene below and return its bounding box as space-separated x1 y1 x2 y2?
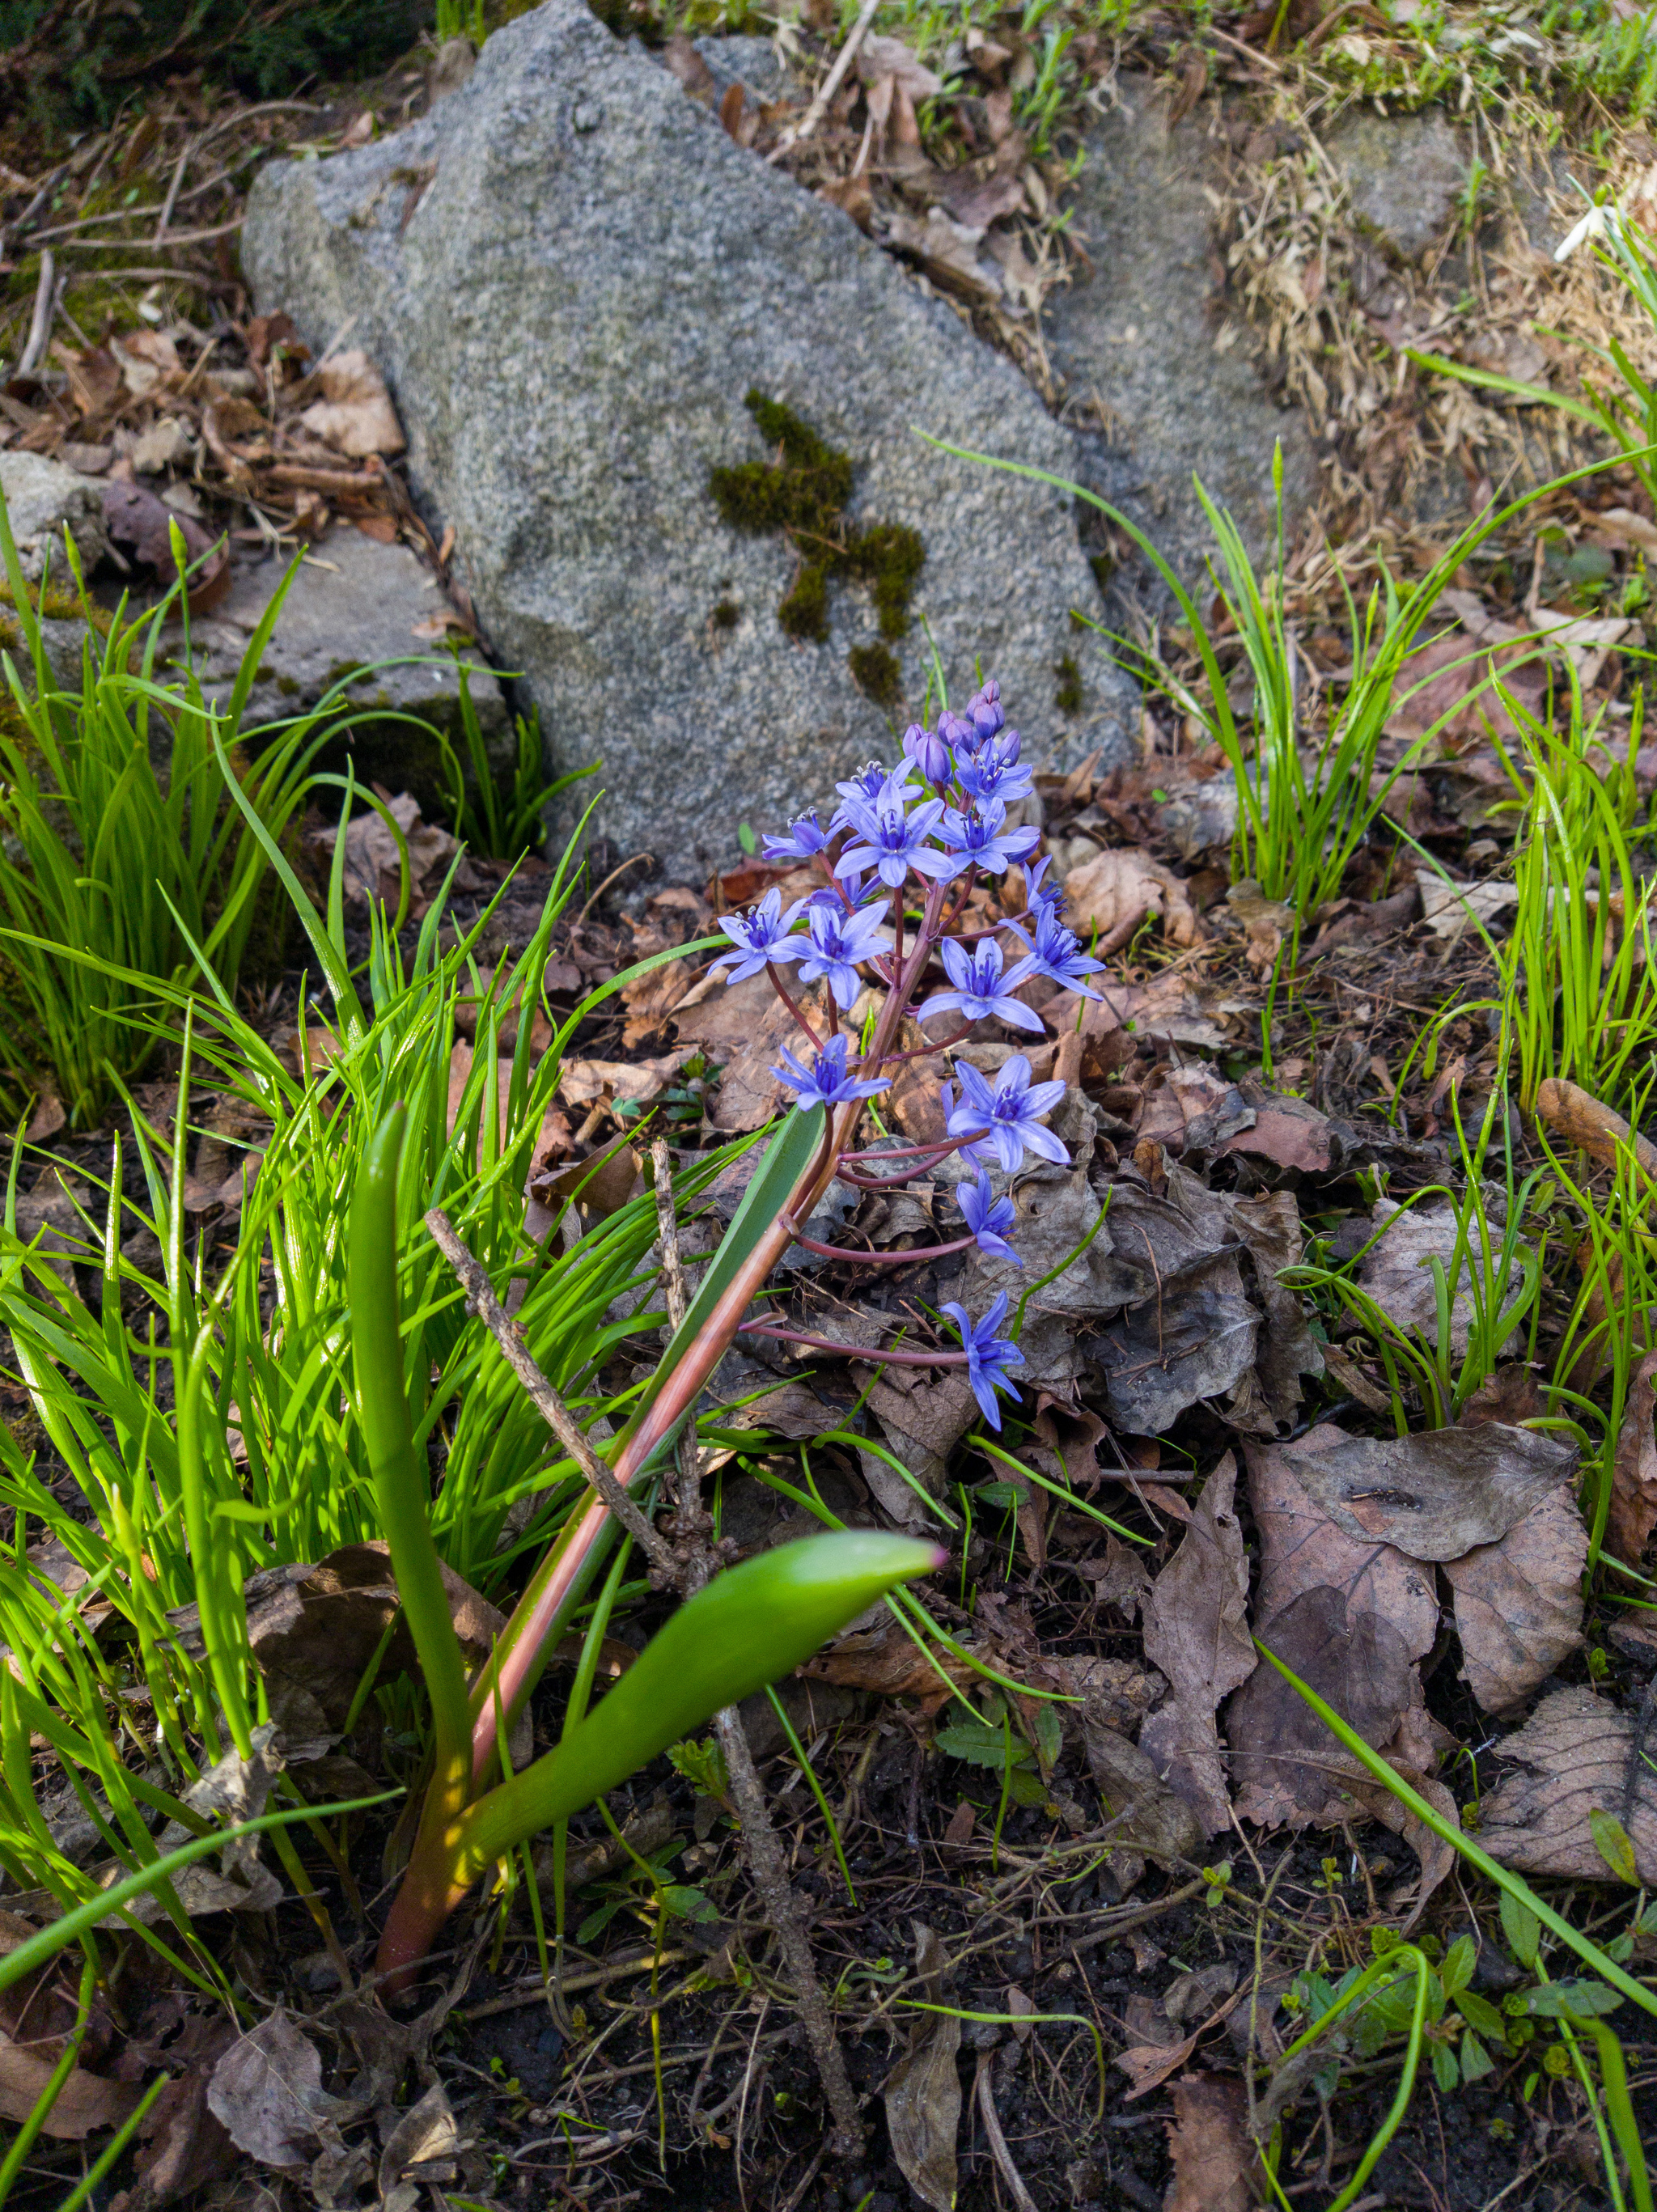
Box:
1525 1978 1625 2019
1590 1804 1640 1886
934 1720 1031 1770
1454 1989 1508 2040
1460 2031 1496 2084
1440 1934 1477 1999
1499 1890 1541 1969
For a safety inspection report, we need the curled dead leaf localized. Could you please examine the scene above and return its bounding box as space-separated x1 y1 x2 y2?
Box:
1478 1685 1657 1882
299 349 405 458
1064 846 1203 948
1443 1486 1586 1714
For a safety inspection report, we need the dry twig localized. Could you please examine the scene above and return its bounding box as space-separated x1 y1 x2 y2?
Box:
424 1206 677 1576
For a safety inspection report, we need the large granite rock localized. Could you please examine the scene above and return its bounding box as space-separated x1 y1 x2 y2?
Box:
241 0 1133 871
1046 76 1318 589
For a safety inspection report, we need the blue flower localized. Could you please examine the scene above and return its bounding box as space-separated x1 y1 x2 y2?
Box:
915 936 1045 1033
939 798 1040 876
796 897 890 1010
947 1054 1070 1172
762 810 830 863
836 790 956 889
903 721 951 788
1016 902 1104 1000
771 1032 891 1112
957 1170 1020 1265
710 886 807 985
831 760 918 830
966 680 1005 744
956 731 1034 807
940 1290 1024 1430
1023 853 1064 917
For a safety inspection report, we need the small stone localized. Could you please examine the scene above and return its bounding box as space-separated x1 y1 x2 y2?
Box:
0 451 112 582
186 530 508 814
1327 107 1469 262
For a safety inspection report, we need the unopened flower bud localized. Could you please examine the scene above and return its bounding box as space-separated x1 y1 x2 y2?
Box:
902 720 950 786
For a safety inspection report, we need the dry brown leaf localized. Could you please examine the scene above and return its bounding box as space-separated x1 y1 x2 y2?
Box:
1278 1421 1576 1561
884 207 1001 299
1230 1428 1436 1826
672 968 830 1131
1443 1487 1587 1714
1231 1586 1418 1824
299 349 405 458
1478 1686 1657 1882
0 2030 138 2140
113 328 181 398
558 1052 689 1112
1220 1189 1324 1422
883 1924 961 2212
1608 1345 1657 1566
1138 1453 1256 1836
857 32 944 97
207 2011 357 2170
1354 1197 1527 1355
1165 2074 1255 2212
1218 1092 1335 1175
1063 846 1203 947
379 2080 460 2212
101 477 227 612
1083 1719 1202 1870
803 1612 976 1712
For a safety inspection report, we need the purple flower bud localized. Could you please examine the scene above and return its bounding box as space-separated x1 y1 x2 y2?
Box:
937 707 978 761
967 679 1004 743
902 721 951 787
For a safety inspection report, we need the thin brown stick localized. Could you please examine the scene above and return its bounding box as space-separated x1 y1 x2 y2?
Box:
457 1947 695 2020
54 215 244 249
711 1701 865 2156
15 250 56 378
769 0 881 159
650 1136 688 1333
975 2052 1040 2212
425 1206 676 1578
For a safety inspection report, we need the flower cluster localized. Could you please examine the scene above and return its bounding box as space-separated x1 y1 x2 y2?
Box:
718 680 1103 1429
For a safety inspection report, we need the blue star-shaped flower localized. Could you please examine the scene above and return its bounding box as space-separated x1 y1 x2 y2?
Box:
710 885 807 985
835 790 956 889
946 1053 1070 1172
762 810 830 863
771 1032 891 1112
795 898 890 1010
957 1169 1020 1265
939 798 1040 877
956 731 1034 807
939 1290 1024 1430
1013 902 1104 1000
915 936 1045 1032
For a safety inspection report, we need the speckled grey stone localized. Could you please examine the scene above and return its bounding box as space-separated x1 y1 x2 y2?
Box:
240 0 1133 871
185 531 508 811
1045 77 1317 589
0 452 110 583
689 32 789 103
1327 107 1469 262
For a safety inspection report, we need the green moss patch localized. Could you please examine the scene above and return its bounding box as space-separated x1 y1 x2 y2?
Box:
1053 652 1083 714
709 390 925 648
847 642 902 712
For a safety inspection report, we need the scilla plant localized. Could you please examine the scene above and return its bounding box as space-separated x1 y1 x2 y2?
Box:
375 679 1100 1983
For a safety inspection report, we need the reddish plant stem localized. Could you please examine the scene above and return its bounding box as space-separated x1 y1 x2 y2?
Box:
739 1321 963 1364
786 1230 976 1266
766 960 828 1053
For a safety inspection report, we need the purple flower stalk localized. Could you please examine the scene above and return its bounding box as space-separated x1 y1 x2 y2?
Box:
957 1170 1020 1265
762 810 830 863
836 790 956 889
915 936 1045 1033
710 886 807 985
940 798 1040 876
947 1053 1070 1172
939 1290 1024 1430
771 1032 891 1112
796 898 890 1010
